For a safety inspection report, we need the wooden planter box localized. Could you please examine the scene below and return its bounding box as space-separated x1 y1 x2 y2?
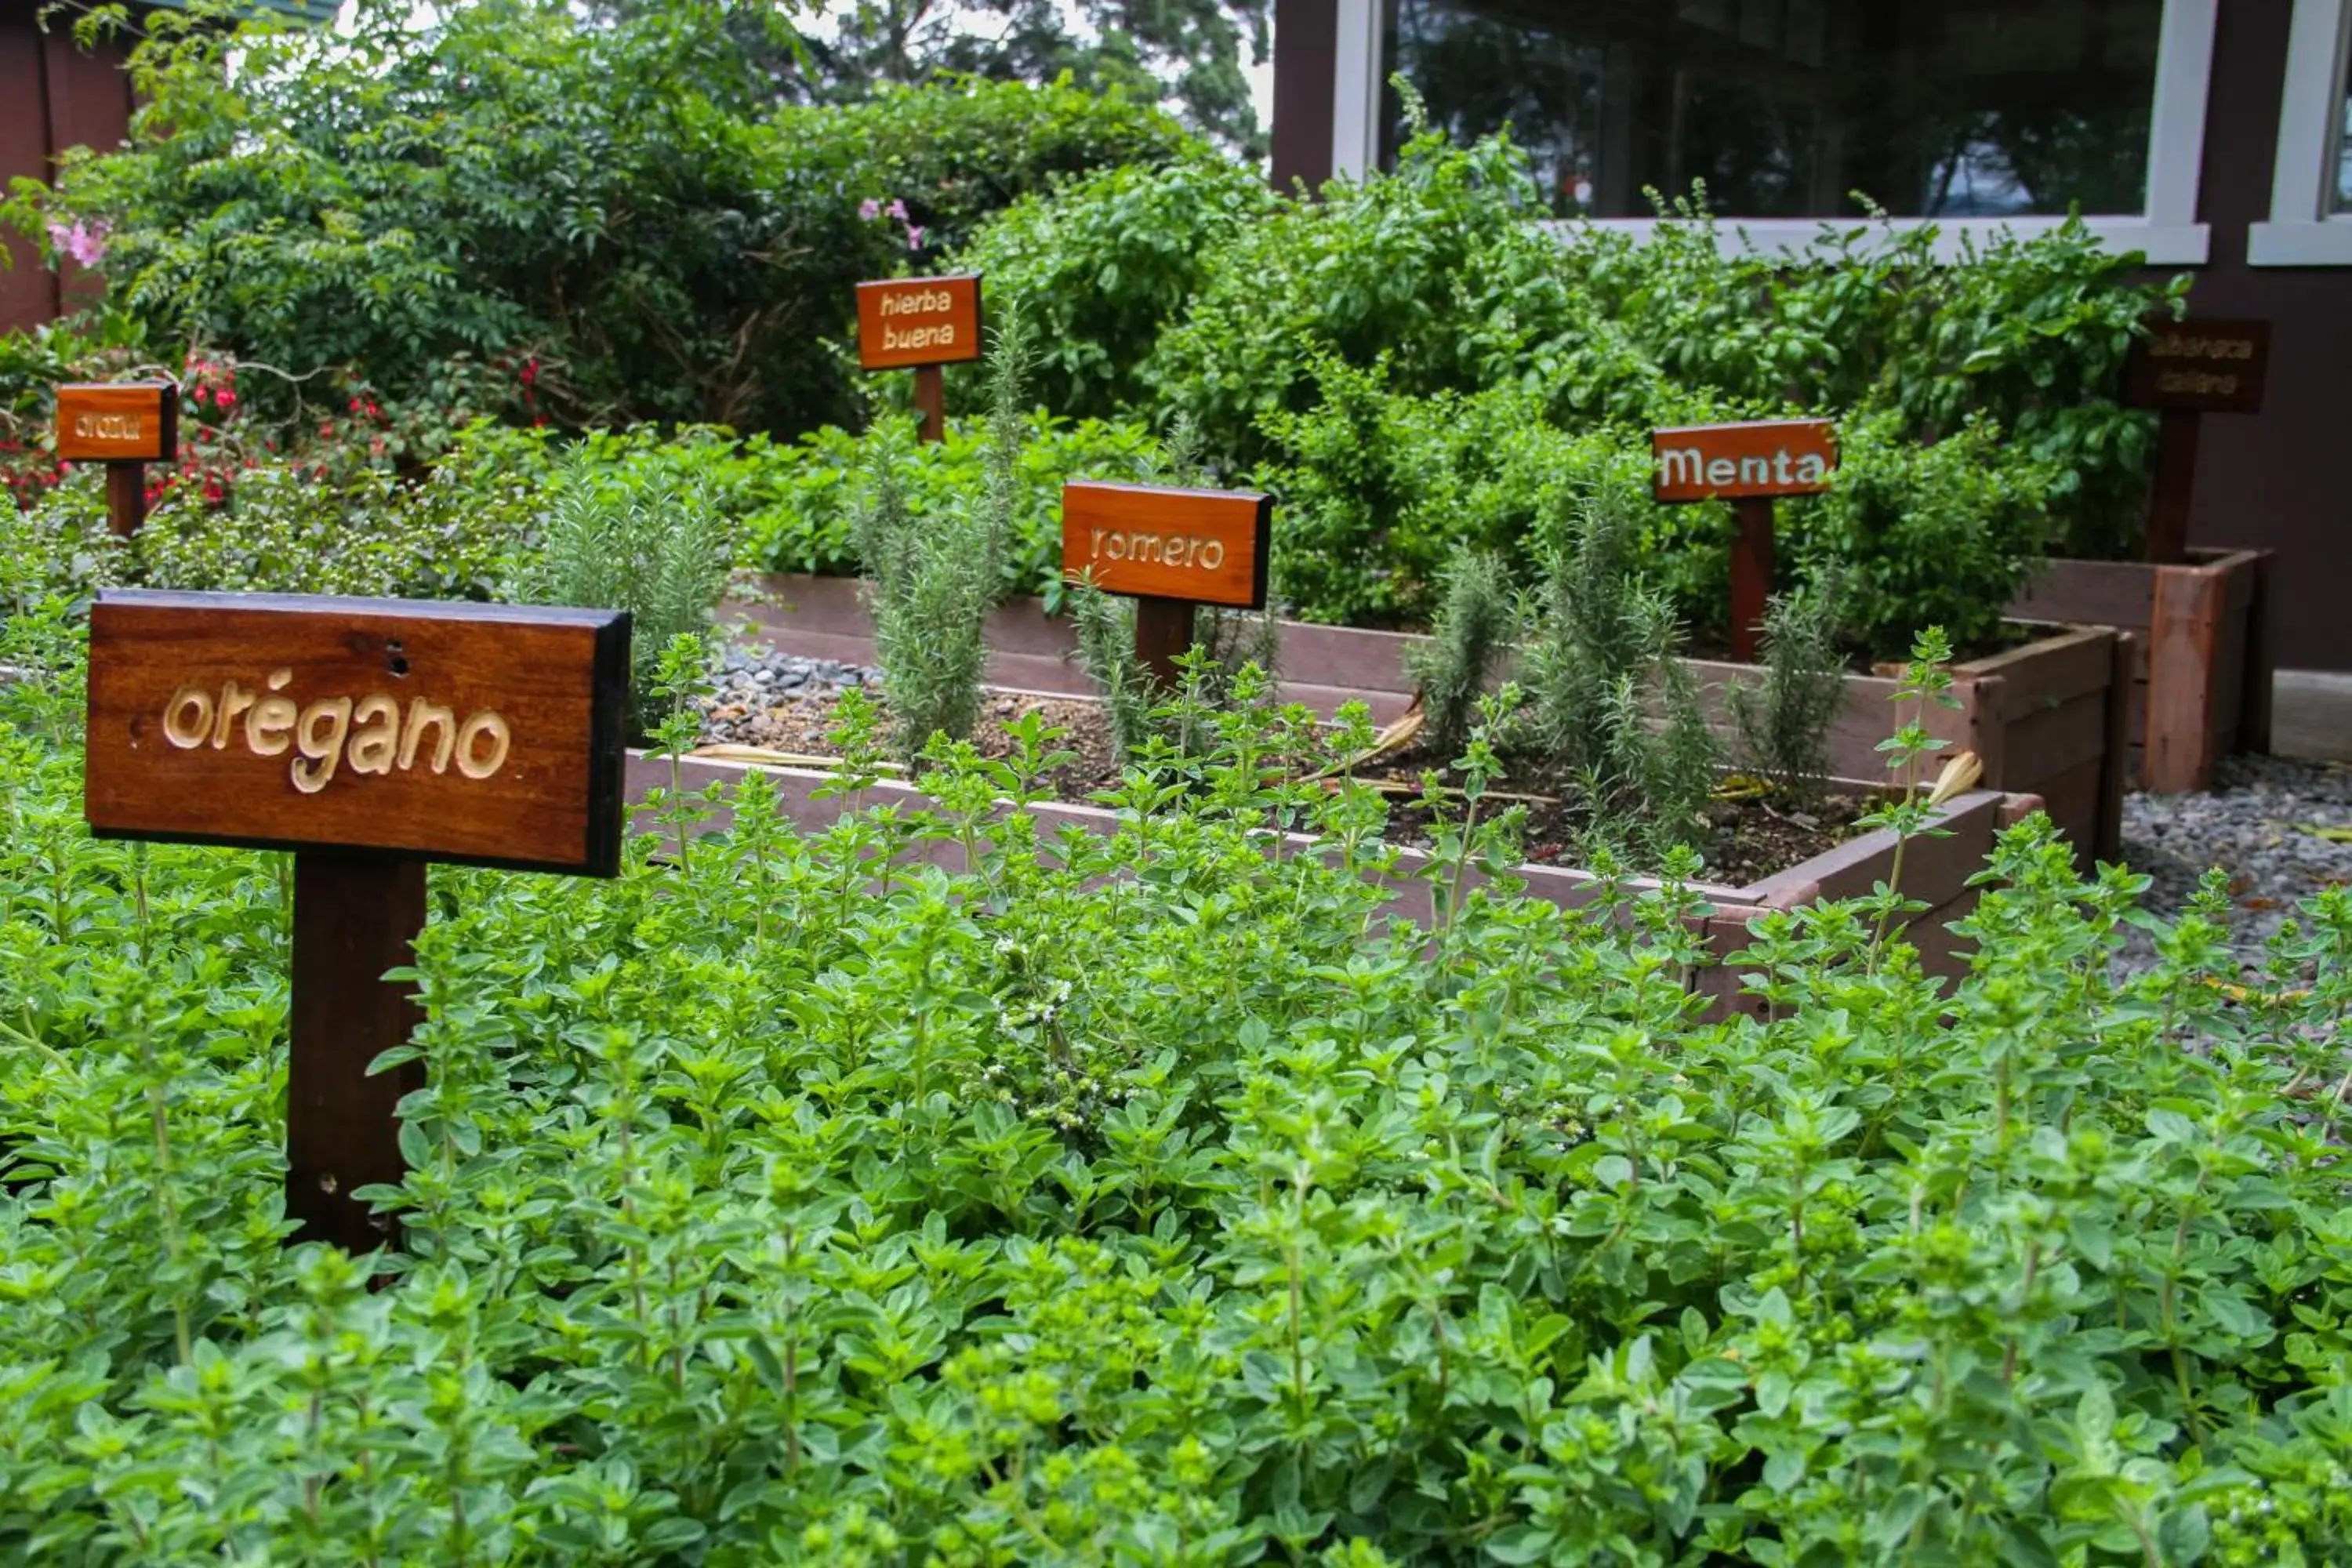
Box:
727 573 2125 863
2009 547 2273 793
626 749 2039 1016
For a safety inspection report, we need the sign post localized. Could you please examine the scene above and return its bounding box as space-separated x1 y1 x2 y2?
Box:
56 381 177 538
2121 318 2270 564
85 590 630 1252
1062 481 1272 689
1651 419 1839 662
855 275 983 444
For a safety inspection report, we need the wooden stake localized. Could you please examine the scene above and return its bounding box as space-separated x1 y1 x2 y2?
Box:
1133 595 1196 690
1729 495 1776 662
286 852 426 1254
913 363 946 445
104 462 145 539
2143 406 2200 564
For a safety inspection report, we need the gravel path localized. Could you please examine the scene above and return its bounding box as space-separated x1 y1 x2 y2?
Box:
700 644 876 746
2116 753 2352 976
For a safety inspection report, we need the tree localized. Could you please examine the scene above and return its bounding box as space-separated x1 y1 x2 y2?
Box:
806 0 1269 158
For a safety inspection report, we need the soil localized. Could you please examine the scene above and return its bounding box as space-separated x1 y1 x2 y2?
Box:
699 686 1877 887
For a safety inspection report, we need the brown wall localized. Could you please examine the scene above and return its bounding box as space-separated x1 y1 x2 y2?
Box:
1270 0 2352 670
2188 0 2350 671
0 3 134 333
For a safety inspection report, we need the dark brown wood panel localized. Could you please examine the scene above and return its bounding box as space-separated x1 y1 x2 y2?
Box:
0 18 52 332
85 590 630 874
1062 481 1272 608
2124 318 2270 413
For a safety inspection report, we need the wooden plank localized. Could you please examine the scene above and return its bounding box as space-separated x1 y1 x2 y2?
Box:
2033 750 2108 866
56 381 175 461
85 590 630 874
855 275 982 370
1990 688 2111 788
2143 569 2224 793
1062 482 1270 610
286 853 425 1254
2210 587 2248 751
2007 558 2158 631
1652 419 1837 501
2107 630 2145 860
2241 552 2276 755
1962 627 2114 721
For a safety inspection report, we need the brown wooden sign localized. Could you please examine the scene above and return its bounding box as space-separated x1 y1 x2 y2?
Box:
2122 318 2270 415
1652 419 1838 503
56 380 176 463
1062 481 1272 611
855 274 983 371
85 590 630 876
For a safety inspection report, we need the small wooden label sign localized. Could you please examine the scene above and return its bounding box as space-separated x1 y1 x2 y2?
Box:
1062 481 1272 609
2122 318 2270 414
85 590 630 875
56 380 177 463
1653 419 1838 503
855 274 983 371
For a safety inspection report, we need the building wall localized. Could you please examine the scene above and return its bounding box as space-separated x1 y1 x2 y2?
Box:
2187 0 2349 670
0 4 136 334
1271 0 2352 671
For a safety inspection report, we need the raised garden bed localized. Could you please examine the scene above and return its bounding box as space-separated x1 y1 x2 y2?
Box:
625 741 2038 1018
2009 546 2274 793
728 572 2126 863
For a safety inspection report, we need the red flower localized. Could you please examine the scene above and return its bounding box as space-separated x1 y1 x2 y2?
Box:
521 358 538 388
215 390 237 412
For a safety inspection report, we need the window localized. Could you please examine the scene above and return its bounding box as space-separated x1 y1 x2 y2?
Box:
1330 0 2216 262
2251 0 2352 263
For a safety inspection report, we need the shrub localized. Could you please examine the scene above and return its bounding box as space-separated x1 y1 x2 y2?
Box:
857 321 1034 760
1728 572 1849 804
1782 411 2060 661
1403 545 1517 759
953 154 1279 423
27 2 1191 440
739 411 1164 600
1520 492 1719 864
1149 120 1583 470
1252 364 1664 627
4 654 2350 1562
509 448 732 739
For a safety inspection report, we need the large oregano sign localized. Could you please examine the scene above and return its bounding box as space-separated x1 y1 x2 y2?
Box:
85 590 630 1251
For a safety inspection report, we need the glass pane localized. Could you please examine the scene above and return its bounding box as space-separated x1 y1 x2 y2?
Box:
1380 0 2163 220
2335 71 2352 213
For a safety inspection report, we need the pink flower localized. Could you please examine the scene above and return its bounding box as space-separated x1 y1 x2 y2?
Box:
906 225 926 252
214 389 236 412
45 218 107 269
886 198 908 221
858 198 881 222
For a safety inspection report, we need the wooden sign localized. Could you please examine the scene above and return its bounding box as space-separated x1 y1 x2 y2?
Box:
83 588 630 1256
855 275 983 372
56 380 176 462
87 591 630 874
1651 419 1838 663
1062 482 1272 611
2123 318 2269 415
1651 419 1838 503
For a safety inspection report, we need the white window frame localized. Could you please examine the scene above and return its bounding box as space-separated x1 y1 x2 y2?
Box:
1334 0 2215 265
2249 0 2352 265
